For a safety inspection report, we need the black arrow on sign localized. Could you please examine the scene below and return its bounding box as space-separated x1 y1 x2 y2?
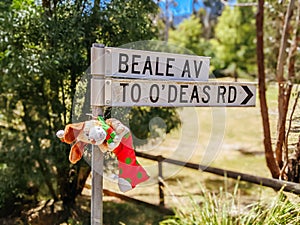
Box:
241 86 254 105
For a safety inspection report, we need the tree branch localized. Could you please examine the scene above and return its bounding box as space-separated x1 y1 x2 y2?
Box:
275 0 298 170
276 0 295 82
256 0 280 178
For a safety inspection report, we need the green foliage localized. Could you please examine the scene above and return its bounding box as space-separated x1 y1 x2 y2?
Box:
210 3 256 77
97 0 159 46
101 106 180 147
160 182 300 225
0 162 27 217
0 7 43 207
0 0 12 11
264 1 300 79
168 3 257 78
0 0 177 219
241 192 300 224
129 107 180 146
169 15 211 57
161 181 241 225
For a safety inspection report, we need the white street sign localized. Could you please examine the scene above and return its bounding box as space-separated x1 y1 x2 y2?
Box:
92 47 210 81
90 44 256 225
93 79 256 107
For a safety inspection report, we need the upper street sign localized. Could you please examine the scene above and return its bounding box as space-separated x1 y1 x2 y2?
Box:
92 46 210 81
91 78 256 107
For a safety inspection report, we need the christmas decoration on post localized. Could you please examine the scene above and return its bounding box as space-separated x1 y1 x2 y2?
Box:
56 116 149 192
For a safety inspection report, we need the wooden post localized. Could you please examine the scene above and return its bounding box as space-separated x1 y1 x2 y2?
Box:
91 44 105 225
158 155 165 206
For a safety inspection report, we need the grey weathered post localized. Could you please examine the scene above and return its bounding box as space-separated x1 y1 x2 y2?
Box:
91 134 103 225
90 43 105 225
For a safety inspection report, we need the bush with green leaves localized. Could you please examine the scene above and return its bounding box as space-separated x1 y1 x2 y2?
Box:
0 0 180 219
160 181 300 225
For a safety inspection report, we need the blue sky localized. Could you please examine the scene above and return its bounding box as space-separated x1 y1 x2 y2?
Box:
158 0 237 16
158 0 203 16
96 0 236 17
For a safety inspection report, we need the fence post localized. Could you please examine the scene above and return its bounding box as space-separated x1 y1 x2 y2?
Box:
158 155 165 206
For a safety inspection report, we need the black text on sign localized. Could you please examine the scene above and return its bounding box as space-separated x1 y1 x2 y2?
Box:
105 48 210 81
103 79 256 107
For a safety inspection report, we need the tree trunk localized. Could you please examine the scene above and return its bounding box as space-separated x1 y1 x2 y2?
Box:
275 0 295 170
283 0 300 180
287 136 300 182
76 164 91 195
60 165 78 216
276 0 295 82
42 0 51 9
39 159 58 202
275 83 292 169
256 0 280 178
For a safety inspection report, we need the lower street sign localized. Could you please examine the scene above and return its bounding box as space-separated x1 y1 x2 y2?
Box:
93 78 256 107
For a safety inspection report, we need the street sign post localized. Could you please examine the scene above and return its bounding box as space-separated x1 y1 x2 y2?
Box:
90 44 256 225
90 44 105 225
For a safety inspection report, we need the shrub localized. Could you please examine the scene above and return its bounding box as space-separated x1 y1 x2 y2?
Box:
160 181 300 225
